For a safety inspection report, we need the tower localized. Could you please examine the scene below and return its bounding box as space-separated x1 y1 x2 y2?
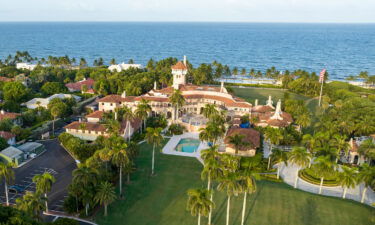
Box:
171 56 188 89
270 99 283 120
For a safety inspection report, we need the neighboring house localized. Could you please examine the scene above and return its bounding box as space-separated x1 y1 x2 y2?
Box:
64 118 141 141
23 93 81 109
343 136 375 165
0 142 45 167
222 128 260 157
65 78 95 93
85 110 104 123
0 110 22 125
108 63 143 72
0 77 14 82
16 63 38 71
0 131 16 145
15 74 32 86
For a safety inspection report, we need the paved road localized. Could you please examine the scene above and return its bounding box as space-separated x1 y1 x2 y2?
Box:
0 139 77 211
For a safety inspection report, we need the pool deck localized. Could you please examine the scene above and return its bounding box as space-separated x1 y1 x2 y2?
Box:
162 132 208 164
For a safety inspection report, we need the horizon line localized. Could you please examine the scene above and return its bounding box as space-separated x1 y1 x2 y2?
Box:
1 21 375 24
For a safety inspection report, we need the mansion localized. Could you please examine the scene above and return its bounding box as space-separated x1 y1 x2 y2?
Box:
65 56 293 145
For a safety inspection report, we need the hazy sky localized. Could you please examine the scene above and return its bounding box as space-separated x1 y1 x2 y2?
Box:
1 0 375 23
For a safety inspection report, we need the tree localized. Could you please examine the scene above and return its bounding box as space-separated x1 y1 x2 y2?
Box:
238 156 261 225
16 191 45 221
314 155 337 194
186 188 214 225
72 165 98 215
145 127 163 175
110 58 116 65
295 111 311 132
202 104 219 119
217 172 241 225
135 99 151 133
111 145 129 197
270 148 288 179
94 181 116 217
41 82 67 95
358 163 375 203
105 119 121 135
32 172 55 212
0 137 9 150
337 166 357 199
288 146 311 188
121 106 135 140
228 134 247 155
302 134 319 167
169 89 185 121
358 139 375 163
50 104 65 136
201 146 222 224
0 162 15 206
3 82 29 103
264 127 283 169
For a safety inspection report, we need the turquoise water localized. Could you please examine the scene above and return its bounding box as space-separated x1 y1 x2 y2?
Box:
175 138 200 153
0 22 375 79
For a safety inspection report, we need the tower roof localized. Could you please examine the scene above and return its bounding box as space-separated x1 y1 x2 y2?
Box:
171 61 187 70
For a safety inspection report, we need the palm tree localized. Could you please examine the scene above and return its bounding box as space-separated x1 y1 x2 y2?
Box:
239 157 261 225
270 148 288 179
16 191 46 221
186 188 214 225
111 146 129 197
72 165 98 215
264 127 283 169
145 127 163 175
95 181 116 217
302 134 319 167
135 99 151 133
32 172 55 212
228 134 247 155
202 104 219 119
314 155 337 194
169 89 185 121
0 162 15 206
98 148 112 171
50 105 63 136
295 112 311 132
358 163 375 203
105 119 121 135
121 106 135 140
288 146 311 188
358 139 375 164
337 166 357 199
201 146 222 224
217 172 241 225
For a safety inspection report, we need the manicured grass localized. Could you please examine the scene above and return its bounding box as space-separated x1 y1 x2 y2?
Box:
95 141 374 225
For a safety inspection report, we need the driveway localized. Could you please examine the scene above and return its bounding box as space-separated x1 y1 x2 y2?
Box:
0 139 77 212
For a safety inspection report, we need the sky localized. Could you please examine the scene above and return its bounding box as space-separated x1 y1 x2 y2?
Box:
1 0 375 23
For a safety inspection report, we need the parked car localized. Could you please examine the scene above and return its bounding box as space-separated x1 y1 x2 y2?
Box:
8 185 26 194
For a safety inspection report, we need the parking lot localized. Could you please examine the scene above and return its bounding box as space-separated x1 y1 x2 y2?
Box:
0 139 77 212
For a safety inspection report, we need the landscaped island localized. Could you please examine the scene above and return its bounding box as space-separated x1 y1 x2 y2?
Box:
0 52 373 224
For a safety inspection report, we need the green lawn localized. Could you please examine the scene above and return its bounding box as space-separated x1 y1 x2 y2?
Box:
95 141 374 225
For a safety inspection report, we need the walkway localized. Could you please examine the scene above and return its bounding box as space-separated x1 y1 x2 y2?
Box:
162 132 208 164
278 163 375 206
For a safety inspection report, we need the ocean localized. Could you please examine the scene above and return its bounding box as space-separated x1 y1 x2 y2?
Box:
0 22 374 80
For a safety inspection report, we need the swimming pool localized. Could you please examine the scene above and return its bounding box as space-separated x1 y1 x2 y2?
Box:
175 138 200 153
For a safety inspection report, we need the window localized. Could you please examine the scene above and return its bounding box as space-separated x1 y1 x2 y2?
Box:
102 103 104 105
110 103 113 106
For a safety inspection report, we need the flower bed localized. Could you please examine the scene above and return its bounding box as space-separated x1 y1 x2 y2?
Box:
299 168 340 187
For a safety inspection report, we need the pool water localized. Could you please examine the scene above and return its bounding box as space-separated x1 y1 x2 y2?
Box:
175 138 200 153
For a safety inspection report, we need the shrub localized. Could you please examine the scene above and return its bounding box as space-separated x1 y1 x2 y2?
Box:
146 115 168 129
168 123 185 135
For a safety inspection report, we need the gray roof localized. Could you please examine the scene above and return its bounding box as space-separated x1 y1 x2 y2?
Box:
0 146 23 158
17 142 43 152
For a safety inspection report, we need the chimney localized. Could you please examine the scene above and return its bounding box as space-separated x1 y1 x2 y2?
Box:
154 81 157 90
220 81 224 92
270 99 283 120
255 99 258 106
183 55 187 66
266 95 274 108
121 91 126 98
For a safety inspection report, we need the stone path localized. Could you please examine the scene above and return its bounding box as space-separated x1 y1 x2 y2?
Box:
278 163 375 206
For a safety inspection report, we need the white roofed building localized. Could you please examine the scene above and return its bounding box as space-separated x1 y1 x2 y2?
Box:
108 63 143 72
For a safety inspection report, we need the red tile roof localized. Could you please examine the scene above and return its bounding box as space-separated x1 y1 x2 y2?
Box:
98 95 126 103
85 111 104 119
252 105 274 113
0 131 16 140
0 112 20 121
171 61 187 70
225 128 260 150
64 121 107 132
0 77 14 82
66 78 95 91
